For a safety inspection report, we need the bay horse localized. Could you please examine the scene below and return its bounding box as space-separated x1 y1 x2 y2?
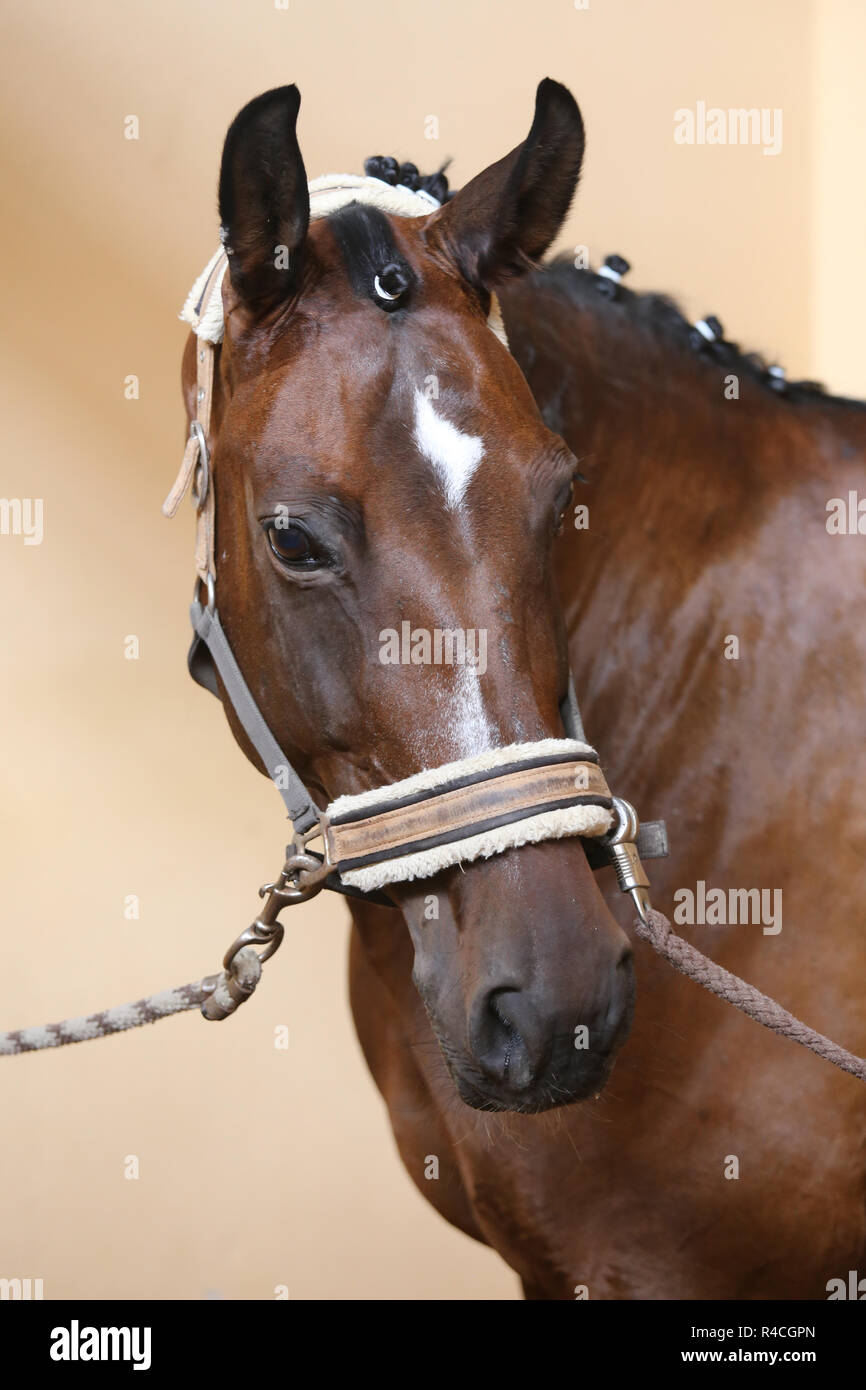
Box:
181 80 866 1299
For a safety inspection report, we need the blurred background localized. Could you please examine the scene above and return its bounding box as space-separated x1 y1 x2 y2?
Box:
0 0 863 1300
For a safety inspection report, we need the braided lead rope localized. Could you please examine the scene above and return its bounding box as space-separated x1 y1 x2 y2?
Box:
0 947 262 1056
634 908 866 1082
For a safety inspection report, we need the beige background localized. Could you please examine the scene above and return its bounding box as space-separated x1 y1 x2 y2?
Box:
1 0 863 1301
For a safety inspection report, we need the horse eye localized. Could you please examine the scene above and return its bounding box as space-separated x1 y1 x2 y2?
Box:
266 521 316 566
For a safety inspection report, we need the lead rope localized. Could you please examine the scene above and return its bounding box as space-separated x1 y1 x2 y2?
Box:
0 949 264 1056
632 909 866 1082
0 837 338 1055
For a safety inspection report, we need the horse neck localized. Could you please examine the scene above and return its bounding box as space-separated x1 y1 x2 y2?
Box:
512 267 861 515
505 266 866 591
503 268 866 785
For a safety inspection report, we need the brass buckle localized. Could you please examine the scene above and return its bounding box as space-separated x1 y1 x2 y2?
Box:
189 420 210 508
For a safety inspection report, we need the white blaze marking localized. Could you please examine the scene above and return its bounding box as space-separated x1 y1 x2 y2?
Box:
409 393 492 756
416 662 491 765
413 390 484 510
454 662 491 756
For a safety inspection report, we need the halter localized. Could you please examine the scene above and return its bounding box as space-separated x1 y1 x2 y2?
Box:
163 172 668 1010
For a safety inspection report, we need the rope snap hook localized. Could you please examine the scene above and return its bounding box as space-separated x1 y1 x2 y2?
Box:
600 796 652 922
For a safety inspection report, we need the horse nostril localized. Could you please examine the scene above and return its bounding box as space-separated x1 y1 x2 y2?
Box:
471 987 547 1091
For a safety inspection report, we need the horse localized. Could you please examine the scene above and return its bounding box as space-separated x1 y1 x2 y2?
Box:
181 79 866 1299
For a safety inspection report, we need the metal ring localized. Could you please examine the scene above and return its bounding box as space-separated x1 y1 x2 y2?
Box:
191 572 216 614
189 421 210 508
373 274 400 302
601 796 640 848
282 851 332 901
223 920 285 972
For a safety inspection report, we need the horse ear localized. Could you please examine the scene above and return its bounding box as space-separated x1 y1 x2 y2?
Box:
428 79 584 289
218 85 310 309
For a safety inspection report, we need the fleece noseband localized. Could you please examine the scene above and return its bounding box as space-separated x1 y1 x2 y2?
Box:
324 740 611 893
165 172 667 915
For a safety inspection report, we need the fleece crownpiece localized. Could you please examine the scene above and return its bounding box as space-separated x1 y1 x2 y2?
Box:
179 173 510 348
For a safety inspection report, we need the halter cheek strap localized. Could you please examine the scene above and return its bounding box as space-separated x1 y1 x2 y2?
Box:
189 600 319 834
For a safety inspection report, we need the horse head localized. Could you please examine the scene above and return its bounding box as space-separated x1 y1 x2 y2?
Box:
182 79 634 1113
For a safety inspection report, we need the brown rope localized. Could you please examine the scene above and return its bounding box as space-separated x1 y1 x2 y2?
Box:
634 908 866 1083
